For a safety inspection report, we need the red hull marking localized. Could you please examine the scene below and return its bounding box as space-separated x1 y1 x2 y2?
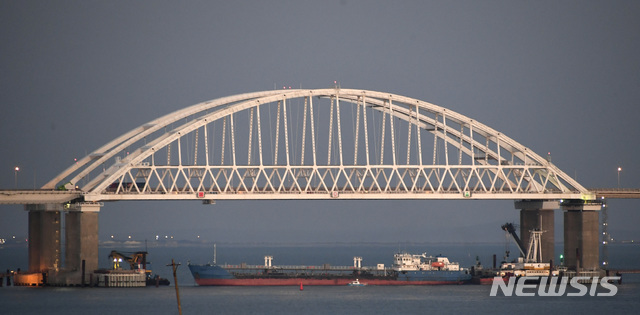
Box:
194 278 466 286
471 277 509 285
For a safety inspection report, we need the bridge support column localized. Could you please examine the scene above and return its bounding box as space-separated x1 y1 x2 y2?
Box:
514 200 558 262
64 202 101 285
25 204 63 273
562 201 601 271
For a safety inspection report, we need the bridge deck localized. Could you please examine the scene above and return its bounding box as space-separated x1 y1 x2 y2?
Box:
2 188 637 205
0 190 82 205
590 189 640 199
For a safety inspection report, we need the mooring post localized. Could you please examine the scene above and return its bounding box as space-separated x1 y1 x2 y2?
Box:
167 259 182 315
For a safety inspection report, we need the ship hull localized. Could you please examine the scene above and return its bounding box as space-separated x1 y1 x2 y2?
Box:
189 264 470 286
193 278 467 286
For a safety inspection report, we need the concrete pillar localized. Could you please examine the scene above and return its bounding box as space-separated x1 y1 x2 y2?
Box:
65 203 101 282
514 200 558 263
563 201 601 271
25 204 62 273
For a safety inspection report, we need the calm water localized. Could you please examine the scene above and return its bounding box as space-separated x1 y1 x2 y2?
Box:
1 243 639 314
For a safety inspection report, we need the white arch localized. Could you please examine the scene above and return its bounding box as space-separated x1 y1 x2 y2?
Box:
46 88 592 201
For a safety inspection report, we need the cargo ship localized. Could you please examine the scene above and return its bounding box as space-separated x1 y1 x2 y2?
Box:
188 250 471 286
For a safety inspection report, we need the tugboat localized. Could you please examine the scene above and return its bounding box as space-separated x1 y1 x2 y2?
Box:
347 279 367 286
470 255 505 285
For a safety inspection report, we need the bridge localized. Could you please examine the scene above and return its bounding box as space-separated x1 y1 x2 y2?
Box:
0 88 616 285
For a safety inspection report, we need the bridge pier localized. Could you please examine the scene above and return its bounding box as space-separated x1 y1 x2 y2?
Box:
562 201 601 271
63 202 100 285
514 200 558 263
25 202 100 286
26 204 62 273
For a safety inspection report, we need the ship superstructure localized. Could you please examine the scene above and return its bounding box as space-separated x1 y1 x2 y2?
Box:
393 252 462 271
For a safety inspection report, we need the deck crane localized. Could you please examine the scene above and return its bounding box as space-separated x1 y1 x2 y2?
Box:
501 223 526 258
498 223 557 277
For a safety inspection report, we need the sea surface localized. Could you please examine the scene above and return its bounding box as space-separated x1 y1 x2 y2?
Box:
1 243 639 314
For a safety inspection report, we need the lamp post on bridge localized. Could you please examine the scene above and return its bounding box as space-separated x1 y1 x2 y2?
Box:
14 166 19 188
617 167 622 188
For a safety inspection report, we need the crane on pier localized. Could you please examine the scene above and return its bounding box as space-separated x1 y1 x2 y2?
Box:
501 223 526 258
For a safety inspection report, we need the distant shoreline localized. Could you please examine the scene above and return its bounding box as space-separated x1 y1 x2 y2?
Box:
2 239 638 249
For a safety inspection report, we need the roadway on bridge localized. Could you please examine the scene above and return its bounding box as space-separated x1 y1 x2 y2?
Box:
590 189 640 199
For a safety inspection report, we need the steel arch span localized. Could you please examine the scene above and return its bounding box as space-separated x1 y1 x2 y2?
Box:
44 88 593 202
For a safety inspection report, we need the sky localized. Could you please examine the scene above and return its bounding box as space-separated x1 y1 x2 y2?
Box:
1 0 639 246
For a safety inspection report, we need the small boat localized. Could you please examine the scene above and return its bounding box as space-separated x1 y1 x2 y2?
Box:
347 279 367 286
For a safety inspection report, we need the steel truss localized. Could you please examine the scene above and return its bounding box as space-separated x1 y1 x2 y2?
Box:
43 89 592 202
